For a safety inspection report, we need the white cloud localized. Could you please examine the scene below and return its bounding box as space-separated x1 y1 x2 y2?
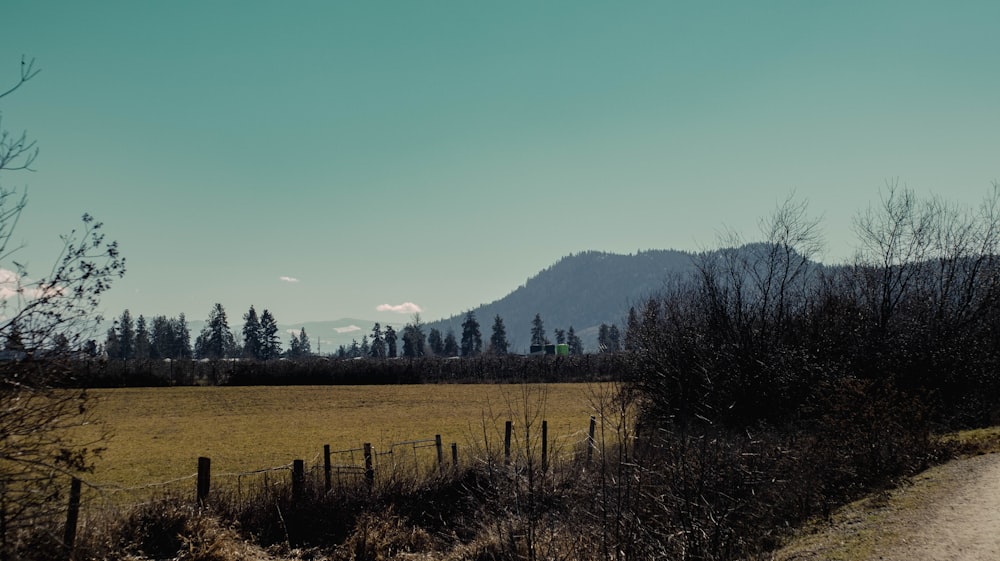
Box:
0 269 19 300
334 325 362 334
376 302 422 314
279 276 300 283
0 268 57 300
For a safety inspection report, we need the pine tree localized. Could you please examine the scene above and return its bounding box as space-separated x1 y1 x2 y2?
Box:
259 309 281 360
427 328 444 355
554 328 566 345
597 323 621 353
103 327 119 359
149 315 172 359
567 325 584 355
598 323 609 353
134 315 151 359
608 325 621 352
490 315 509 355
297 328 311 357
370 323 386 358
385 325 398 358
443 329 459 357
117 310 135 359
196 303 235 359
242 305 263 360
460 311 483 357
530 313 547 347
174 313 192 358
288 333 302 358
624 306 641 351
402 314 425 358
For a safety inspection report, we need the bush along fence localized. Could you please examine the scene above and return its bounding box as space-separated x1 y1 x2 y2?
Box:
54 415 604 559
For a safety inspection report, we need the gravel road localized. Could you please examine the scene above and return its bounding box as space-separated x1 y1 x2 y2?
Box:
773 452 1000 561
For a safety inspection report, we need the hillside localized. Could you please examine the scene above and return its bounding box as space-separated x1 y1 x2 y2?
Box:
426 249 696 352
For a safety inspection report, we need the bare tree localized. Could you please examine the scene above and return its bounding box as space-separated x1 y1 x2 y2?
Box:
0 57 125 557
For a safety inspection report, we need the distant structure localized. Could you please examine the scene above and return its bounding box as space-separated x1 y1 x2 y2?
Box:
529 344 569 356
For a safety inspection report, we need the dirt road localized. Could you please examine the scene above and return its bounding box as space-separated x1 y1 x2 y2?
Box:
774 452 1000 561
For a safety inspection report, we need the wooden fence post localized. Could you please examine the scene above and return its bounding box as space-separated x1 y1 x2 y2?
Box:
451 442 458 470
63 477 82 559
435 434 443 471
197 457 211 505
292 460 305 503
541 420 549 474
504 421 513 465
587 416 596 463
323 445 332 493
363 443 374 490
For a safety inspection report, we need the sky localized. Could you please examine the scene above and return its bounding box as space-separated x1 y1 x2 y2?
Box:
1 1 998 328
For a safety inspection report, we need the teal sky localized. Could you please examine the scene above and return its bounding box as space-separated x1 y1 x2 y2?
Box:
2 1 998 329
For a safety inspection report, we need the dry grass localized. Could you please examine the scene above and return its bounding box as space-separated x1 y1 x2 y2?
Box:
78 383 605 492
935 425 1000 457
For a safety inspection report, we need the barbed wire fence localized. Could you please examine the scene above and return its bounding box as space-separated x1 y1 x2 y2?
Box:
42 414 621 558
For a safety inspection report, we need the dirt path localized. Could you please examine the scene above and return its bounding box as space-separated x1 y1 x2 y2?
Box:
774 452 1000 561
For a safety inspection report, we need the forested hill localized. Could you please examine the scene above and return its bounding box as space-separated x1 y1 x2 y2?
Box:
426 249 696 353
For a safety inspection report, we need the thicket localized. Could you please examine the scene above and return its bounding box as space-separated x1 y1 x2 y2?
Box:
68 353 627 387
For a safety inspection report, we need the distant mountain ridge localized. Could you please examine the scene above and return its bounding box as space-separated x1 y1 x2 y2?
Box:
426 249 697 353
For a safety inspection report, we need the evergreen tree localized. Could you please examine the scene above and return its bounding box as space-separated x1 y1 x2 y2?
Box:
103 327 119 359
134 315 150 359
443 329 459 357
598 323 610 353
196 303 236 359
288 332 301 358
370 323 386 358
360 334 370 357
296 328 311 357
460 311 483 357
597 323 621 353
174 313 192 358
530 313 547 347
385 325 398 358
259 309 281 360
608 325 621 352
567 326 584 355
428 328 444 355
117 310 135 359
242 305 263 360
554 328 566 345
402 314 425 358
490 315 509 355
149 315 171 359
624 306 641 352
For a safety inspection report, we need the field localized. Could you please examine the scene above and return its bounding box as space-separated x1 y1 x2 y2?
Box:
81 383 612 494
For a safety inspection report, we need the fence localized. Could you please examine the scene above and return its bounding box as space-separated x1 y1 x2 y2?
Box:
51 415 604 560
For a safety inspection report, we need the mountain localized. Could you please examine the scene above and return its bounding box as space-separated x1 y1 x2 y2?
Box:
425 249 697 353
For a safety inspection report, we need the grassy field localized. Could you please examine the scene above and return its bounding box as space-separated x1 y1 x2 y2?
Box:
80 383 613 494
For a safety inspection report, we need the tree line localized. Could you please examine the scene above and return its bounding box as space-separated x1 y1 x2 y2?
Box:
102 306 598 362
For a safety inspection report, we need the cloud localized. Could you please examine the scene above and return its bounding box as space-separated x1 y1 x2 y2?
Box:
0 268 58 301
279 276 300 283
376 302 422 314
334 325 362 334
0 269 20 300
